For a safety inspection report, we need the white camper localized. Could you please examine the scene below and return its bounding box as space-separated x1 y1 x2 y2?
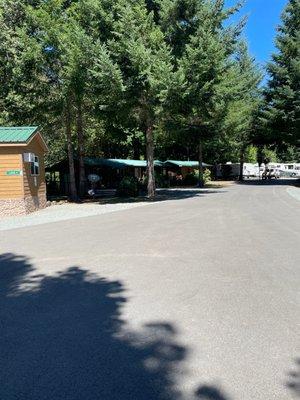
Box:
269 163 300 177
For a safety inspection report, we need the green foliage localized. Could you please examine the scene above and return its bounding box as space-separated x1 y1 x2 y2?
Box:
140 171 169 188
277 145 300 162
222 42 262 152
117 176 139 197
183 168 211 186
203 168 212 184
110 0 175 126
0 0 278 195
263 0 300 150
154 172 170 188
261 146 277 163
163 1 261 182
183 172 198 186
244 145 258 163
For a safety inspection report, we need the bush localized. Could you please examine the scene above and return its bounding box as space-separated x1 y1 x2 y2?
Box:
203 168 211 184
117 176 139 197
155 173 170 188
183 172 198 186
140 173 170 189
183 169 211 186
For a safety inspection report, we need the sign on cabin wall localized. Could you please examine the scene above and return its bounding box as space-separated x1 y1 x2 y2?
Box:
5 170 22 176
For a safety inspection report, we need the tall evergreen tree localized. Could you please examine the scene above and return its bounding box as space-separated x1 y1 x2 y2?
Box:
222 42 262 180
1 0 123 199
174 0 243 186
264 0 300 150
111 0 174 198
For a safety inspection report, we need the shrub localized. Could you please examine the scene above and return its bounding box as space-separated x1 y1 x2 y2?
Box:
155 173 170 188
183 169 211 186
183 172 198 186
203 168 211 184
117 176 139 197
140 173 170 189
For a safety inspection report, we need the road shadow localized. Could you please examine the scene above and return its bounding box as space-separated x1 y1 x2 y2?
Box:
194 385 229 400
154 189 225 202
237 178 300 187
0 253 184 400
2 253 297 400
84 189 226 205
0 253 233 400
286 358 300 397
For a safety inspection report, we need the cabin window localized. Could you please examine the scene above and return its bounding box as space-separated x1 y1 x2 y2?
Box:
30 156 40 176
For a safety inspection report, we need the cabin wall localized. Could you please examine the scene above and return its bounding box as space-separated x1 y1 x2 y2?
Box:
21 137 47 213
0 149 26 216
0 136 47 217
0 149 23 198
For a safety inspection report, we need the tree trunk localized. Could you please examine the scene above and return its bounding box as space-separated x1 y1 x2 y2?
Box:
239 147 245 181
133 135 141 160
65 102 78 201
146 123 155 199
76 99 86 198
198 138 204 187
257 146 263 180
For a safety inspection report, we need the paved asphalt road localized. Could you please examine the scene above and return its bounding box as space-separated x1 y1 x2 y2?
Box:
0 181 299 400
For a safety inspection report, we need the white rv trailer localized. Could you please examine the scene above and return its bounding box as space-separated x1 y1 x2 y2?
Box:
216 162 261 179
217 162 300 179
269 163 300 177
243 163 260 178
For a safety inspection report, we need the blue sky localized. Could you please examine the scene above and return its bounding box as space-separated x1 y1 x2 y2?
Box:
225 0 288 68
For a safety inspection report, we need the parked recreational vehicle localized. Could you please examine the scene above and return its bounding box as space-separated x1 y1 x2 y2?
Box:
216 162 260 179
268 163 300 177
215 161 299 180
243 163 260 178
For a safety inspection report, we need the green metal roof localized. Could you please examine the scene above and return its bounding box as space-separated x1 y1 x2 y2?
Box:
0 126 39 143
164 160 211 168
84 158 162 168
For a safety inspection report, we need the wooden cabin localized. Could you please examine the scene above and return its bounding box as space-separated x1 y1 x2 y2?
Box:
0 127 48 217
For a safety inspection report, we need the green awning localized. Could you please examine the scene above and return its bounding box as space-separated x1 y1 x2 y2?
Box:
84 158 163 168
164 160 212 168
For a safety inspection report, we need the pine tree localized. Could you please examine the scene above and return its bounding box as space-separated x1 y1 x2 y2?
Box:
111 0 174 198
1 0 123 199
175 1 243 186
265 0 300 150
223 42 262 180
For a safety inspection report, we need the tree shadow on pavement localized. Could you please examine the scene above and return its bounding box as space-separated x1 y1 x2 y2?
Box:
100 188 225 204
3 253 296 400
87 188 226 205
153 189 225 202
286 358 300 397
237 178 299 187
194 385 229 400
0 253 234 400
0 253 186 400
